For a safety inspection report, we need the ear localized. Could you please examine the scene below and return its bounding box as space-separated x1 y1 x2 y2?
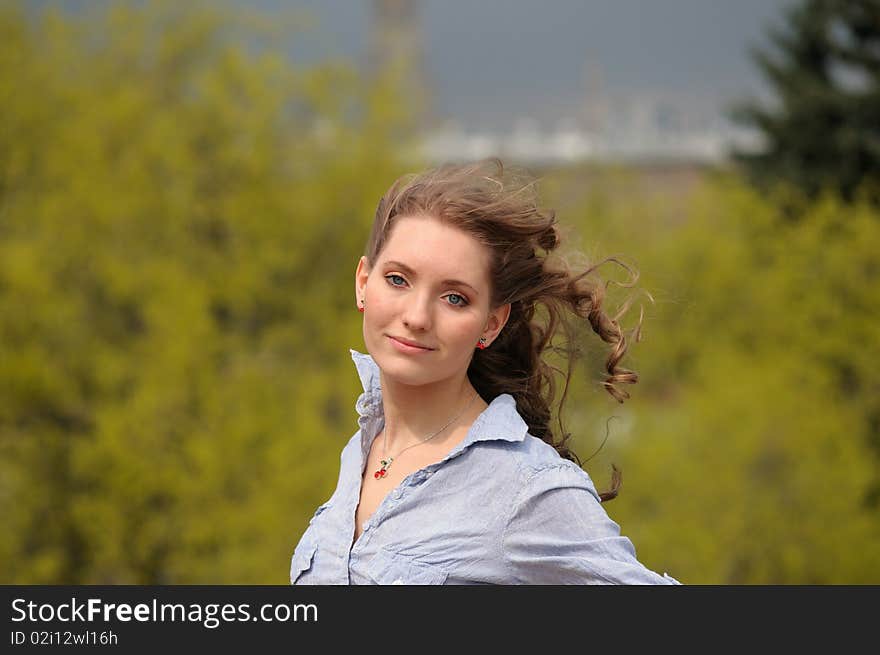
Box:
483 303 511 345
355 256 371 305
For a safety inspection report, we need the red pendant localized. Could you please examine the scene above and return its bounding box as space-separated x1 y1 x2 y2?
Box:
374 458 392 479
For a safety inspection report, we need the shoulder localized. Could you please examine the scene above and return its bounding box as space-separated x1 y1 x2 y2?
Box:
471 392 601 501
512 439 602 504
477 430 602 506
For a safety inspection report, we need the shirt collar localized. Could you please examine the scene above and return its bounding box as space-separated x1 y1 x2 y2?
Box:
349 348 529 449
351 348 382 397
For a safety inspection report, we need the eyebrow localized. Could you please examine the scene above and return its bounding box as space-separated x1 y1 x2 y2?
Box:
383 260 480 295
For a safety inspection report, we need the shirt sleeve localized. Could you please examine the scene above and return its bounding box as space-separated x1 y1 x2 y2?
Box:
502 462 682 585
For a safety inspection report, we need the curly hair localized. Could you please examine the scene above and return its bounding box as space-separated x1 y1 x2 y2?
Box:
364 158 650 502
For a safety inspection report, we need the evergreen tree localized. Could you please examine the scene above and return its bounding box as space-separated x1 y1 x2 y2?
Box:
731 0 880 204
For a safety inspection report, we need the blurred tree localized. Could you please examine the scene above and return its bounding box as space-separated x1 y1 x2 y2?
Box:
730 0 880 205
635 184 880 582
547 168 880 583
0 0 419 583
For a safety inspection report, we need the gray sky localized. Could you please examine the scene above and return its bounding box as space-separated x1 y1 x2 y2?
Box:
274 0 796 130
36 0 797 130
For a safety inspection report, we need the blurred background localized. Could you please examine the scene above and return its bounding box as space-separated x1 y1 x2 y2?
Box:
1 0 878 584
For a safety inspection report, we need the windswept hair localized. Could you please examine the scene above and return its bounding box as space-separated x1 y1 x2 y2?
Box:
365 158 650 502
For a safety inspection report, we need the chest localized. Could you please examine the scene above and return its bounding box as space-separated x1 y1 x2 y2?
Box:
352 430 457 545
293 428 523 585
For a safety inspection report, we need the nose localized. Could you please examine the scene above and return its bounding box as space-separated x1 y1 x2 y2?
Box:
401 291 433 332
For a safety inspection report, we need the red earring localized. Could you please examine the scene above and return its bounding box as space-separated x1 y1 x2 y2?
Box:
477 337 487 349
358 298 365 313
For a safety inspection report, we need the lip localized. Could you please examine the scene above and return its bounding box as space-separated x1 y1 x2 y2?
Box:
387 335 435 354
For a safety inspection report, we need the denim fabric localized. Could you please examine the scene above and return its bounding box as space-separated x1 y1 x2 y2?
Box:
289 349 682 585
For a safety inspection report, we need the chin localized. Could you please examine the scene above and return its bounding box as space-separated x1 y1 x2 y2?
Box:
372 352 434 386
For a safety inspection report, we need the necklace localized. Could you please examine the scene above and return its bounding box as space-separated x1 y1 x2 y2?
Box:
374 389 479 479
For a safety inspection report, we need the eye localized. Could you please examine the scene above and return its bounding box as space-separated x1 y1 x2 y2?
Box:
385 274 469 308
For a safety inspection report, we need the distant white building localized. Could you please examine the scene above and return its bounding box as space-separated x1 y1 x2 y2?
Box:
367 1 761 167
416 94 759 167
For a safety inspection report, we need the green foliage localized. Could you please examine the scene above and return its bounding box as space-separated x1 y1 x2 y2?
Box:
0 0 419 583
730 0 880 204
543 164 880 583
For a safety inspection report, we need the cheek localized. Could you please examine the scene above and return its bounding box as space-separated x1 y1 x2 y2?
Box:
365 281 394 316
443 313 484 345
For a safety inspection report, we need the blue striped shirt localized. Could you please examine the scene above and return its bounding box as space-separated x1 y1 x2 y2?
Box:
289 349 682 585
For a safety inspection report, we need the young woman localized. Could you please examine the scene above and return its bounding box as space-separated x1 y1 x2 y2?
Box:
290 158 681 585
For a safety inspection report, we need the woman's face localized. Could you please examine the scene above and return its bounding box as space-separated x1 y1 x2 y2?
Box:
355 214 510 388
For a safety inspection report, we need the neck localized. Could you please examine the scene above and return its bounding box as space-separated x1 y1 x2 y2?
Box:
378 370 485 453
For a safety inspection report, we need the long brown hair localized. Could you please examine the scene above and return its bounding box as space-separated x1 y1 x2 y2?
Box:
365 158 649 502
